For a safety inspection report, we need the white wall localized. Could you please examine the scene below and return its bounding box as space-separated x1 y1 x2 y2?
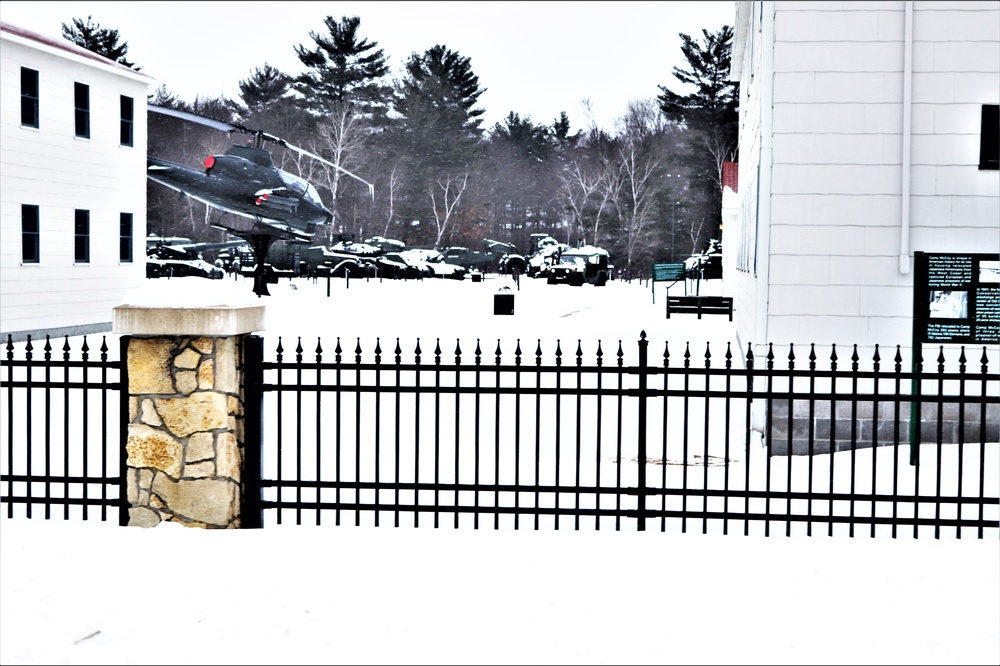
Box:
728 1 1000 361
0 25 153 341
730 0 770 359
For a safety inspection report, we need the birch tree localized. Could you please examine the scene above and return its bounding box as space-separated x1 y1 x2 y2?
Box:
428 173 469 247
607 100 668 276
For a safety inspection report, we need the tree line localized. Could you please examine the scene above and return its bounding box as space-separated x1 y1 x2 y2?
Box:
63 14 738 276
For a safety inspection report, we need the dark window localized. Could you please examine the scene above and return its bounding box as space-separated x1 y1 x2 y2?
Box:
20 67 39 128
120 212 133 262
74 209 90 263
21 204 40 263
74 82 90 138
980 104 999 170
120 95 134 146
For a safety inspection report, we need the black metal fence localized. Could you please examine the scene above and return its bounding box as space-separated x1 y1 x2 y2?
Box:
244 334 999 538
2 332 997 538
1 335 127 523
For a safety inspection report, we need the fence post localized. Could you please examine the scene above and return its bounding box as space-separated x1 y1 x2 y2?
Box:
113 301 265 528
637 331 648 531
242 335 264 528
119 335 131 527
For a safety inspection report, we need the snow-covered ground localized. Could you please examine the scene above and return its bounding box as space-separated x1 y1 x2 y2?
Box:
2 273 998 665
1 519 997 666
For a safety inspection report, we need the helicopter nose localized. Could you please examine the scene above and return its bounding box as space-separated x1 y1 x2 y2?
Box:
310 202 333 226
302 206 333 229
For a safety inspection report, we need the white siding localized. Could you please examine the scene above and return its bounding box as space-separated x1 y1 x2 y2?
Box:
730 0 767 356
728 1 1000 358
0 25 153 340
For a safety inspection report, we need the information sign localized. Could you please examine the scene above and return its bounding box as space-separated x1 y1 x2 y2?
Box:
913 252 999 345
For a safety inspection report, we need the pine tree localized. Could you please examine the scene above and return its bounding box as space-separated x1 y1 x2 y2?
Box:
656 25 738 255
658 26 738 142
61 16 139 69
293 17 391 241
482 113 557 247
237 64 293 115
390 45 487 245
293 15 391 121
230 64 310 145
397 45 486 137
550 111 582 152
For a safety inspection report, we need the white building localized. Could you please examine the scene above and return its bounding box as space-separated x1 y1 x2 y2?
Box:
0 21 153 342
726 1 999 360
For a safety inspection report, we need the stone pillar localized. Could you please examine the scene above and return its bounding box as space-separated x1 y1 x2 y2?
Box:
113 304 264 528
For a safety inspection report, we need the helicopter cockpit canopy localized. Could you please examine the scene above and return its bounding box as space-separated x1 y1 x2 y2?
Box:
279 170 325 208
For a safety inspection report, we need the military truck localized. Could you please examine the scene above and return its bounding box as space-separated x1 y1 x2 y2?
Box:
545 245 611 286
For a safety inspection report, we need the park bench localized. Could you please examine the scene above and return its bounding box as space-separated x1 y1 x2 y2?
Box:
651 262 688 302
666 295 734 321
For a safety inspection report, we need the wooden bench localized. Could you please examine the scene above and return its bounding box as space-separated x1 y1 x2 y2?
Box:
666 295 734 320
651 262 688 303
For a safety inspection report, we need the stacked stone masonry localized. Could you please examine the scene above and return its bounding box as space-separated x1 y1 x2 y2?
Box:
125 336 245 528
767 399 998 456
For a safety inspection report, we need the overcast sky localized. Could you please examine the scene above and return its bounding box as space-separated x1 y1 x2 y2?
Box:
1 0 737 131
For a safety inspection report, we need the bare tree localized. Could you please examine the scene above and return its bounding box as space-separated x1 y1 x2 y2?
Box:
680 212 709 256
698 128 736 199
428 173 469 247
381 164 401 238
596 156 625 246
293 101 369 243
580 97 599 134
608 100 667 275
557 158 610 247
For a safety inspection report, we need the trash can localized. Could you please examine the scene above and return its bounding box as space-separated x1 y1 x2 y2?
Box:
494 287 514 315
471 271 483 283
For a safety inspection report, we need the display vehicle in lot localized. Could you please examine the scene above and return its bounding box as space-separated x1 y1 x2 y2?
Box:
545 245 611 286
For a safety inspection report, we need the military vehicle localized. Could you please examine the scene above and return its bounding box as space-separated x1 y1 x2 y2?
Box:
145 235 244 279
684 238 723 280
545 245 611 286
429 246 495 272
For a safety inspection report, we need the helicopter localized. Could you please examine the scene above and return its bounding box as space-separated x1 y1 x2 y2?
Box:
146 105 374 296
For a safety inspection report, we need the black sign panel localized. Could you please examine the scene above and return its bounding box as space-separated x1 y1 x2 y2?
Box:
913 252 999 344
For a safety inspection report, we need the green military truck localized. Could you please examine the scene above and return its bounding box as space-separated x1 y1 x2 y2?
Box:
545 245 611 286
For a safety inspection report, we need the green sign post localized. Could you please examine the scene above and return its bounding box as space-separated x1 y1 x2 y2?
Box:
910 252 1000 464
651 262 687 303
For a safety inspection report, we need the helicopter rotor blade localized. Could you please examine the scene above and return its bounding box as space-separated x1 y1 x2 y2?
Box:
148 104 250 134
281 141 375 200
149 105 374 199
286 142 375 200
151 105 288 147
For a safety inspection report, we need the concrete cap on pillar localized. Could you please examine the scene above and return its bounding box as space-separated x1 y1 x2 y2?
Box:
112 281 265 336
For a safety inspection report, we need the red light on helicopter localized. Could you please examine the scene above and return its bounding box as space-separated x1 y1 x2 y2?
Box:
204 155 215 169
